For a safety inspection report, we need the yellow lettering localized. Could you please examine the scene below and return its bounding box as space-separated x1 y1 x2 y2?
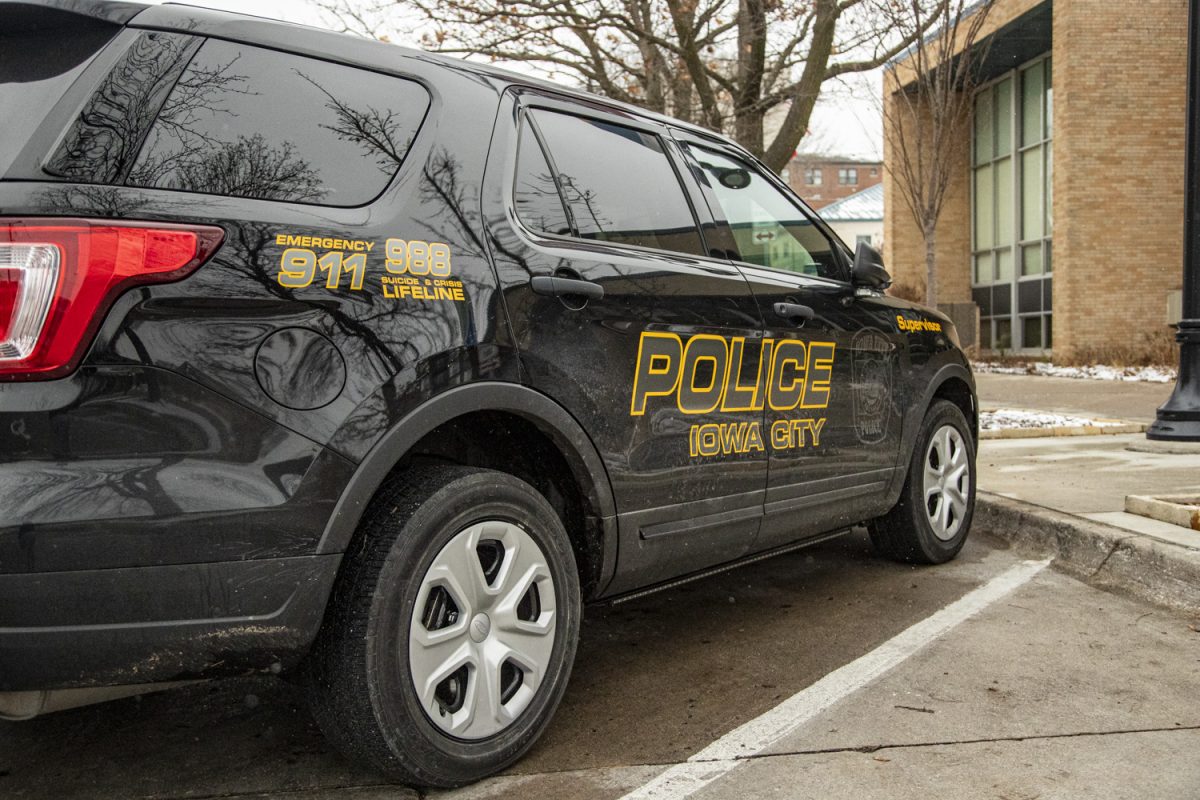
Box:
805 417 826 447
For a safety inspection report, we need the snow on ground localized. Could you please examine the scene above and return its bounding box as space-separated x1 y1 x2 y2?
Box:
972 361 1176 383
980 408 1125 431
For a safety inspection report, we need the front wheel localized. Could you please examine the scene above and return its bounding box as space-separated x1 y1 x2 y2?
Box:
869 400 976 564
307 465 581 788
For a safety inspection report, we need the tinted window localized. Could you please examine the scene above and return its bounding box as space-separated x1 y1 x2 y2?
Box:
689 145 843 280
530 109 704 256
514 120 571 236
127 40 429 205
43 31 197 183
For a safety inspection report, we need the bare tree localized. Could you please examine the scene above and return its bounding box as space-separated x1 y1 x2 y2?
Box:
882 0 995 307
319 0 947 171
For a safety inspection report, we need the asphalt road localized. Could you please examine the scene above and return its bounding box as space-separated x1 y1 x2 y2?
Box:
3 530 1198 799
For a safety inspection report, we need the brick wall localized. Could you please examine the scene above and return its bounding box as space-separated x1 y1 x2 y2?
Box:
884 0 1187 360
1051 0 1186 360
882 83 973 306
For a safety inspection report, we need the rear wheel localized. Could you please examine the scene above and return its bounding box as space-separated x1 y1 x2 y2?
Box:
308 465 580 788
869 400 976 564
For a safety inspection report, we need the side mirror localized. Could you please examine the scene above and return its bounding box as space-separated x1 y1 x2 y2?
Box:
852 241 891 290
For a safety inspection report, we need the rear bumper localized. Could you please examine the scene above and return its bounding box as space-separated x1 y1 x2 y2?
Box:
0 554 340 691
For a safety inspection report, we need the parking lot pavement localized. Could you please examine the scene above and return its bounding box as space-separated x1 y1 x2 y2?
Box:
974 373 1172 423
3 532 1198 799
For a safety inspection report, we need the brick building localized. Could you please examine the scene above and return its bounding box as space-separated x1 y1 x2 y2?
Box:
785 155 882 209
883 0 1187 358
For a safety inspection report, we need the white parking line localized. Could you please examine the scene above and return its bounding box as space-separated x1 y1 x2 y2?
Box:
618 558 1052 800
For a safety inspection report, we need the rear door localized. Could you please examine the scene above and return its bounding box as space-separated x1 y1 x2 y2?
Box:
676 136 905 550
483 92 770 593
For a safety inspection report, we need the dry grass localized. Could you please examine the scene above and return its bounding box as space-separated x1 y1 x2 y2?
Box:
1055 328 1178 368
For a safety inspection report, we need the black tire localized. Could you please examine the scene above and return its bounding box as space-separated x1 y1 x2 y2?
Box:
307 465 581 788
869 400 976 564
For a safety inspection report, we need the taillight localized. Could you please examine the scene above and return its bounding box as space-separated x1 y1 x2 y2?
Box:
0 219 224 380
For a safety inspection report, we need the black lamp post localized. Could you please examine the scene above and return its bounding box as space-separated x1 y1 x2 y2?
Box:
1148 0 1200 441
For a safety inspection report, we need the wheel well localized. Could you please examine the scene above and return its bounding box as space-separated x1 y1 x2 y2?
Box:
932 377 977 442
392 410 606 598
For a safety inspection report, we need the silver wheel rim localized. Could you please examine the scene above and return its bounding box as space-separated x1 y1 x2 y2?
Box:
408 520 557 740
922 424 970 541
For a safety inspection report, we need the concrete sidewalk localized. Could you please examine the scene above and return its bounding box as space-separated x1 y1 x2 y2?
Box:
971 372 1200 612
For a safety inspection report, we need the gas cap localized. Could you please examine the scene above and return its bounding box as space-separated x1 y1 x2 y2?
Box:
254 327 346 410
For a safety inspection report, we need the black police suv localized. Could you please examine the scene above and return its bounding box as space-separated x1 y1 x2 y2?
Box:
0 0 978 787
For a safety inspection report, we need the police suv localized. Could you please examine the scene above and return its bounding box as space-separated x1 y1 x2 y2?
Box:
0 0 978 787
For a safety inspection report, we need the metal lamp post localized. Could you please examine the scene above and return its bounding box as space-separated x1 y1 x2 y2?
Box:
1147 0 1200 441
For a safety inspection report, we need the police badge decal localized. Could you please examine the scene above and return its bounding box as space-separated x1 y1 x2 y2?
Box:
852 329 894 444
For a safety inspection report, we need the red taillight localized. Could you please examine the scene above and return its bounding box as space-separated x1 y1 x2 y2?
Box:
0 268 22 342
0 219 224 381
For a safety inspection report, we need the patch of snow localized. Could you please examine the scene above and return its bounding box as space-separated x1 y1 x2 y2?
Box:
973 361 1176 383
980 408 1125 431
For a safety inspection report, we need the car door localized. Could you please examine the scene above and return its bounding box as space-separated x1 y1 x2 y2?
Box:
676 136 906 550
482 92 771 594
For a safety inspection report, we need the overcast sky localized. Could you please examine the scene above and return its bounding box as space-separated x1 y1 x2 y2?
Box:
144 0 884 160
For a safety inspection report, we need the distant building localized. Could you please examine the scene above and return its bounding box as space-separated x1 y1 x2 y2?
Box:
819 183 883 252
784 155 882 209
882 0 1185 358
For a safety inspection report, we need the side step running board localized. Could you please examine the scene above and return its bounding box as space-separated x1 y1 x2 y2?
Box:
602 527 855 606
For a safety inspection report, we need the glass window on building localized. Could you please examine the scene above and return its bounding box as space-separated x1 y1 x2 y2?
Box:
805 167 822 185
838 167 858 185
972 56 1053 352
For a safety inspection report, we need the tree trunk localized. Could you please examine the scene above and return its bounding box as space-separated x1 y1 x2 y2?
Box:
924 223 938 309
735 110 765 159
734 0 767 156
761 0 839 171
671 60 694 123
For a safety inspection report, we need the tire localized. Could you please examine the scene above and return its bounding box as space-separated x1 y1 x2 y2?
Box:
869 400 976 564
307 465 581 788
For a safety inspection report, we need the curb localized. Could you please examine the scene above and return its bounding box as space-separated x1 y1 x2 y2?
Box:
1125 494 1200 531
979 421 1146 440
975 491 1200 615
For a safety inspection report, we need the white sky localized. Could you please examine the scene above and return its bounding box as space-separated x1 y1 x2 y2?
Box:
143 0 884 159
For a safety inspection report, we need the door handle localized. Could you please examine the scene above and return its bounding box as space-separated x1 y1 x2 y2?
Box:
530 275 604 301
773 301 815 324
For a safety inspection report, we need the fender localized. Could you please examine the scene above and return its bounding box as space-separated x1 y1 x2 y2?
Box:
315 380 619 575
884 360 978 507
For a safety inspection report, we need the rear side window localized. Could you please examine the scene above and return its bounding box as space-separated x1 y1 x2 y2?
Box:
127 40 429 205
527 108 705 257
45 31 200 184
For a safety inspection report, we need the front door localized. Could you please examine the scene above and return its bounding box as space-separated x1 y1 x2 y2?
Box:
483 93 770 593
677 139 905 550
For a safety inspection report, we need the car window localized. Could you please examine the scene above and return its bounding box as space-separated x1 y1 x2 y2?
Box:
688 144 844 280
514 119 572 236
125 40 429 206
43 31 201 184
529 108 705 257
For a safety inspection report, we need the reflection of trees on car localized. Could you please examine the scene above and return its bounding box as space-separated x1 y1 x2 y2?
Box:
514 163 565 235
166 135 324 203
127 53 329 203
45 32 203 183
300 71 416 177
